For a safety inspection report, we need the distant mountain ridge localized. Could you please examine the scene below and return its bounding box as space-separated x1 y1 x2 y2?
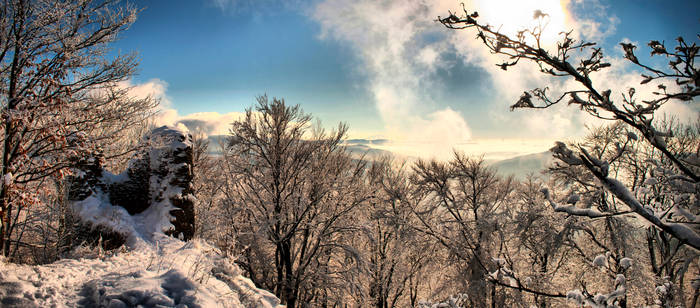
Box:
344 139 390 145
201 135 555 178
489 151 555 179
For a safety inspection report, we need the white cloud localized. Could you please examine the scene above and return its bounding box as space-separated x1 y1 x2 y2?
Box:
564 0 620 42
312 0 581 148
312 0 697 148
313 0 471 159
573 16 619 41
120 79 246 136
114 78 178 128
175 111 247 136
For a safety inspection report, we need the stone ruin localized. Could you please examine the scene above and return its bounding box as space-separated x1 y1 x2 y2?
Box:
66 126 195 249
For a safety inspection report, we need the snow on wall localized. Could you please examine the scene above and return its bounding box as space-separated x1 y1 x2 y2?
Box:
69 125 196 246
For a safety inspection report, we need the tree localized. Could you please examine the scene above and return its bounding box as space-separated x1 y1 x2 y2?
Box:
222 96 369 308
439 5 698 248
0 0 156 258
607 119 700 305
341 158 434 308
439 4 698 306
411 154 517 307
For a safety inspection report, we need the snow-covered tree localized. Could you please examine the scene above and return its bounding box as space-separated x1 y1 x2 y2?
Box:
341 157 435 307
411 154 517 307
439 4 698 250
0 0 156 258
221 96 370 308
439 5 699 306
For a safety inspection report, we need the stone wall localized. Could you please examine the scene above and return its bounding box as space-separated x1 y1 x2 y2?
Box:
67 126 196 248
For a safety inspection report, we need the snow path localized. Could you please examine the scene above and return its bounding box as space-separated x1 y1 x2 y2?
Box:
0 235 281 307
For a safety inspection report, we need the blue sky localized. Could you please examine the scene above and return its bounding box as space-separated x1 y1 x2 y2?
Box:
117 0 382 134
115 0 699 159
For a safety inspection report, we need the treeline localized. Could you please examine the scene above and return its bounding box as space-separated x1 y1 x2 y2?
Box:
191 96 699 308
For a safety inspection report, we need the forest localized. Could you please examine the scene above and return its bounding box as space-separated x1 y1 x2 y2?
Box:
0 0 698 307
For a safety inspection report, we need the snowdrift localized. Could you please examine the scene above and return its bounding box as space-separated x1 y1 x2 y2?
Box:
0 235 281 307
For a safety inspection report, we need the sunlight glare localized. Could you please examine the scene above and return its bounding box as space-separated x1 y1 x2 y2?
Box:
471 0 569 47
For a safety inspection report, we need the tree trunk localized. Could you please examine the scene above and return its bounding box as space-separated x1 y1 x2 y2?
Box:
0 197 9 257
0 0 25 259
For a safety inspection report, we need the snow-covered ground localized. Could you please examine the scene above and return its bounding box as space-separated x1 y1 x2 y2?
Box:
0 234 281 307
0 127 281 307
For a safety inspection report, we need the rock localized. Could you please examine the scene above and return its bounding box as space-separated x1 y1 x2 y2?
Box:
67 126 196 249
142 126 196 240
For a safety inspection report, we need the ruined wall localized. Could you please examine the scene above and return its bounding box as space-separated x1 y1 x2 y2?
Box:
67 126 196 248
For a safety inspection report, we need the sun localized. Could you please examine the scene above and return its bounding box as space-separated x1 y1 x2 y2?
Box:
469 0 569 46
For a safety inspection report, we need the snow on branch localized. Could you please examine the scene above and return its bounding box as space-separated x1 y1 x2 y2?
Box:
540 188 609 218
576 145 700 250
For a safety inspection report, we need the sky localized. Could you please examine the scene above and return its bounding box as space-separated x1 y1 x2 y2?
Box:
115 0 700 160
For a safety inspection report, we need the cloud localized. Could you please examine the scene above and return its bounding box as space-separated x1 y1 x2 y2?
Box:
114 78 178 128
120 79 245 136
313 0 471 158
313 0 697 146
564 0 620 42
175 111 246 135
311 0 582 149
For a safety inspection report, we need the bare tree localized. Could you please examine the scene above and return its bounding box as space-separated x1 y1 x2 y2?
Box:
438 5 699 250
611 119 700 305
439 7 698 306
0 0 156 258
222 96 370 308
411 153 517 307
341 158 434 308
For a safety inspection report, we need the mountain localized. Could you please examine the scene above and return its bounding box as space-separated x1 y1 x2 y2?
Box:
489 151 555 179
344 138 390 145
202 137 395 158
342 143 394 159
204 135 227 155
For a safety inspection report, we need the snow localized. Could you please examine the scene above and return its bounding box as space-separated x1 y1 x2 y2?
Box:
619 257 633 269
566 290 585 306
603 176 700 249
656 284 667 294
0 234 281 307
592 254 607 267
69 174 181 247
3 172 12 186
70 125 194 246
0 125 281 307
71 195 139 243
417 294 468 308
541 188 607 218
